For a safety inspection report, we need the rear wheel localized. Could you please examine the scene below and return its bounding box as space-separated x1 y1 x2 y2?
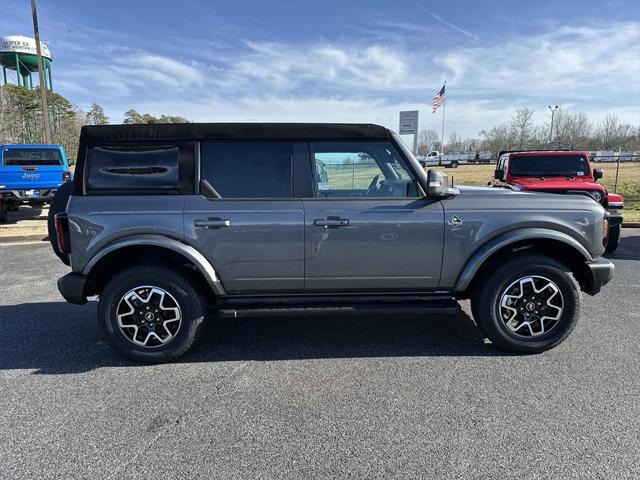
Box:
471 254 580 353
98 265 207 363
0 201 7 224
449 161 459 168
605 225 620 253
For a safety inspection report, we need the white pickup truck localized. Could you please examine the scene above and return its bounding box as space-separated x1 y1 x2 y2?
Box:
418 150 493 168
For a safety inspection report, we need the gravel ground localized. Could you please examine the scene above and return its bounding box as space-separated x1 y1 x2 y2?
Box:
1 230 639 479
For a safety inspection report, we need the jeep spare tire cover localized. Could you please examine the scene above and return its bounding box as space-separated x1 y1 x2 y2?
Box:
48 181 73 265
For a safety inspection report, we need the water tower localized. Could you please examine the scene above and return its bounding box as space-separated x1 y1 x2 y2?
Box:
0 35 53 90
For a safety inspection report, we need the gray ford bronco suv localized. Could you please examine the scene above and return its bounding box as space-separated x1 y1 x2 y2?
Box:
50 123 614 363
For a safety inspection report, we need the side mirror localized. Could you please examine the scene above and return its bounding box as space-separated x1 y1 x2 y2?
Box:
593 168 603 180
494 169 504 180
426 169 449 197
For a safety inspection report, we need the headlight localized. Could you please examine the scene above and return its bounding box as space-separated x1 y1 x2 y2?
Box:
590 191 603 203
603 217 609 239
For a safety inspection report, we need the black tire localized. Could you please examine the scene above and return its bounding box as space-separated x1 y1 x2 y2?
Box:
0 202 8 224
450 161 459 168
47 181 73 264
605 225 620 253
471 254 580 353
98 265 207 363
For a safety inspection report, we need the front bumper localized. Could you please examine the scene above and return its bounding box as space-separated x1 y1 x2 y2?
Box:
584 258 615 296
606 210 623 228
57 272 88 305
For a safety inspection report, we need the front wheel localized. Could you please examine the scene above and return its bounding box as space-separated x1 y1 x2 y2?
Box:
605 225 620 253
471 254 580 353
98 265 207 363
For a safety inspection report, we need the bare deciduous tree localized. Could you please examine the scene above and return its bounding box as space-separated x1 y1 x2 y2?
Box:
416 129 439 155
552 111 592 149
510 107 535 149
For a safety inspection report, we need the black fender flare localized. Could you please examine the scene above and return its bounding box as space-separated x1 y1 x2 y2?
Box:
47 181 74 265
453 228 593 292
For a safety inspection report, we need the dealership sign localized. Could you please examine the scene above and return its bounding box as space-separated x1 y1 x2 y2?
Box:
399 110 419 135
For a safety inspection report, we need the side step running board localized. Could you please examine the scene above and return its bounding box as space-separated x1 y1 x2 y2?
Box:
216 299 460 319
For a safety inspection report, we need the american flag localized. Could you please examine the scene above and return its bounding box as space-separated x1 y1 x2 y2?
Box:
432 84 446 113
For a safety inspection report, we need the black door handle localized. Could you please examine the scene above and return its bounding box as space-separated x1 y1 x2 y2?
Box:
194 218 231 228
314 218 349 227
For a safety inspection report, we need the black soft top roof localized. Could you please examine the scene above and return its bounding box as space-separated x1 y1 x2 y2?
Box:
80 123 392 143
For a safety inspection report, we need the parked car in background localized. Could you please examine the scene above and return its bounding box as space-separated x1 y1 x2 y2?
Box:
418 150 494 169
588 150 640 163
0 144 72 223
50 123 614 363
492 150 623 252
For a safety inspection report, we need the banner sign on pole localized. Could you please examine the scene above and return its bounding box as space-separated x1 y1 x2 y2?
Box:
399 110 419 135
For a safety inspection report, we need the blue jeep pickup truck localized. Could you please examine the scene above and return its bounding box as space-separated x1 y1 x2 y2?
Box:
0 144 72 223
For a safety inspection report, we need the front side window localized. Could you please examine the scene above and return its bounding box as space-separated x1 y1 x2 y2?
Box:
310 141 416 198
3 147 62 166
200 142 292 198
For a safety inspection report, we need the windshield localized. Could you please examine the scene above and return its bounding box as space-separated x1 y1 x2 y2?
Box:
509 155 589 177
2 147 63 166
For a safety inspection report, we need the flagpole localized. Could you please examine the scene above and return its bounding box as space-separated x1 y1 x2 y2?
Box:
440 81 446 165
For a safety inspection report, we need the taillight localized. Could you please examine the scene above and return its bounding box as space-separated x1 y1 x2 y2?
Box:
54 213 71 254
63 171 71 182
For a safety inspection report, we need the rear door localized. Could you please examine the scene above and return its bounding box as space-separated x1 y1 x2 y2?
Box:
0 147 67 191
183 141 305 294
302 141 444 291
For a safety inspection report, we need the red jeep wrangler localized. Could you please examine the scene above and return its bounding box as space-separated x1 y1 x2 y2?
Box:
493 150 623 252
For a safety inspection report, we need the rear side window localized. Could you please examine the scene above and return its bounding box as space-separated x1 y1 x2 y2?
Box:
200 142 293 198
2 147 62 166
86 146 179 192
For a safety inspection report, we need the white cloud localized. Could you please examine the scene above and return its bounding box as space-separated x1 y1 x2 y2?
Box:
436 22 640 98
232 41 410 91
109 53 205 89
43 18 639 137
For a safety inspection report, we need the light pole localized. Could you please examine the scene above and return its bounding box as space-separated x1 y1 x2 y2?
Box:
548 105 558 145
31 0 52 144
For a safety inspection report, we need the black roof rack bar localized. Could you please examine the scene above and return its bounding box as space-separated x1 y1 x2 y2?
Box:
498 149 576 156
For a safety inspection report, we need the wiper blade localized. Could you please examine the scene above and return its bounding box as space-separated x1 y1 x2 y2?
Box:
513 173 545 178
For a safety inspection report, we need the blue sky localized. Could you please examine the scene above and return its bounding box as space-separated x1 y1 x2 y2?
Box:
4 0 640 138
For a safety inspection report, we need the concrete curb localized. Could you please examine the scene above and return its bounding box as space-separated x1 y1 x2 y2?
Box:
0 233 49 244
0 223 49 244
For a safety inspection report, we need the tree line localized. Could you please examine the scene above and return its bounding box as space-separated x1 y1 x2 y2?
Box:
0 85 188 160
1 85 638 159
417 107 640 156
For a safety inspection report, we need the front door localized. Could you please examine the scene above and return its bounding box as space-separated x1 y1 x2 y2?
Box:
184 141 304 294
303 141 444 291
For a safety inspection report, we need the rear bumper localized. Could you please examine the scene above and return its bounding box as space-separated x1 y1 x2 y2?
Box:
584 258 615 296
57 272 88 305
0 188 57 202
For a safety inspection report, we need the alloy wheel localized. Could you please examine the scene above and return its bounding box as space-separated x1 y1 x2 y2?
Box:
498 275 564 338
116 286 182 347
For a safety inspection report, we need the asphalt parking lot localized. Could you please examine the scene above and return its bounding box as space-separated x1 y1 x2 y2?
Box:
1 231 639 479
